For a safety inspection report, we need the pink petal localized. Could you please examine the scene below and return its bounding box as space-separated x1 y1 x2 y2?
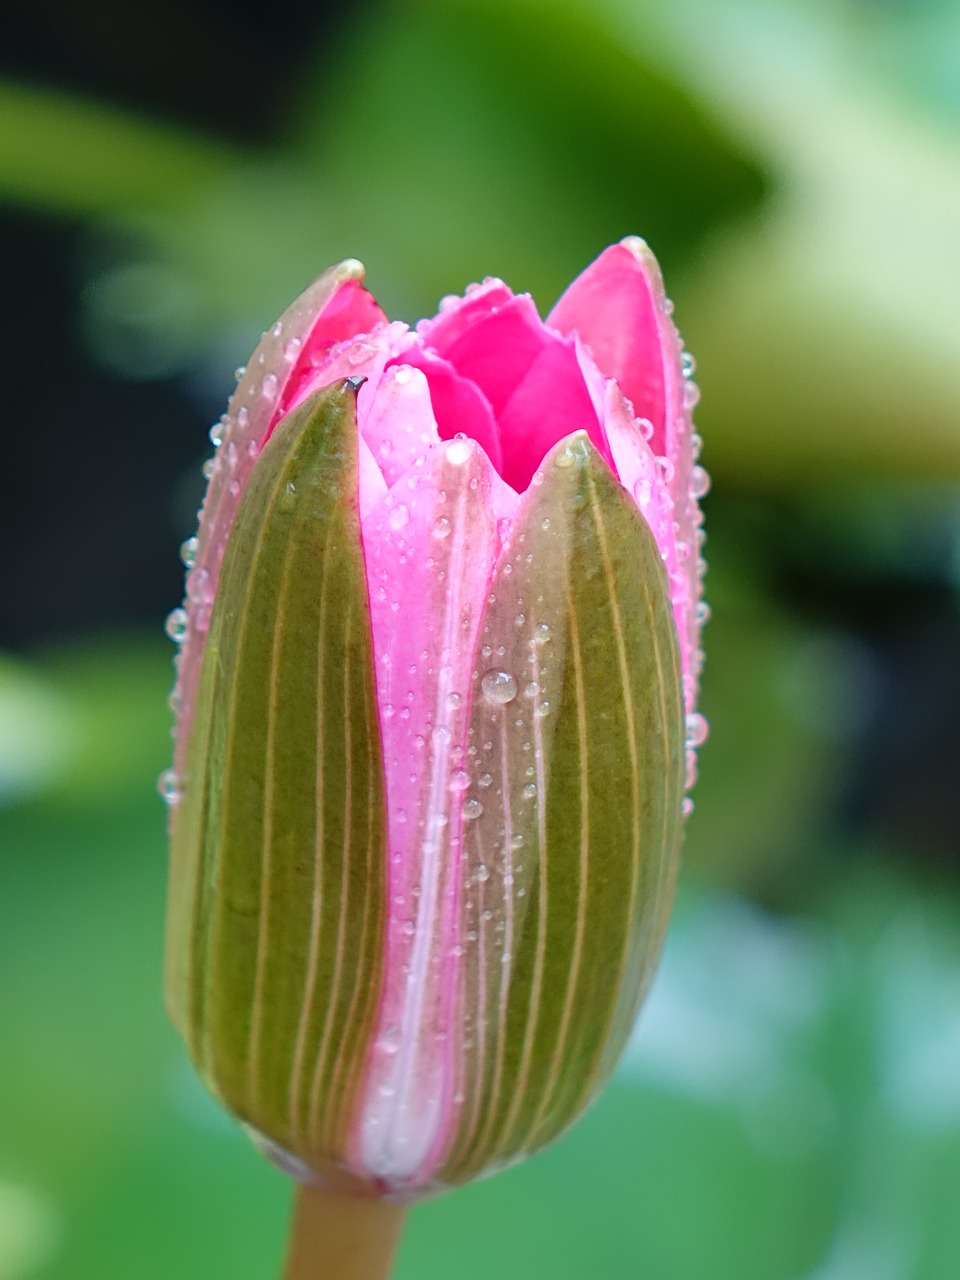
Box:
358 362 440 489
557 240 705 714
387 347 503 476
423 291 549 420
547 239 668 456
354 438 518 1188
357 433 388 519
496 334 611 492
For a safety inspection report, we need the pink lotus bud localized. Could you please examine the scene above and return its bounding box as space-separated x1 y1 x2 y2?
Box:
163 241 707 1199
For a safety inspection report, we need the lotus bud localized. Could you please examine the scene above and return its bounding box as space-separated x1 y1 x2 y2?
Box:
163 241 707 1199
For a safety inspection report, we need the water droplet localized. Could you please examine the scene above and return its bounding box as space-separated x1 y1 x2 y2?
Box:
378 1024 402 1055
511 833 525 849
685 748 698 790
157 767 180 804
463 797 483 820
655 456 675 484
681 351 696 378
271 320 283 338
683 381 700 409
637 417 655 441
696 600 712 627
523 783 537 800
633 476 652 507
261 372 279 399
449 769 470 793
188 567 215 604
389 504 409 530
555 446 575 469
164 607 188 643
445 437 471 466
681 796 695 818
379 1083 396 1098
475 864 490 883
477 772 493 788
379 439 393 458
234 365 246 381
208 423 223 447
393 365 414 385
447 691 462 711
402 919 416 937
201 458 216 480
536 701 550 718
685 712 709 747
540 517 551 531
179 536 198 568
691 465 711 499
283 336 302 362
433 515 451 540
534 623 551 646
481 669 517 704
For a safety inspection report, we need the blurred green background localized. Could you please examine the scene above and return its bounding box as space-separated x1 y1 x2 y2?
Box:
2 0 960 1276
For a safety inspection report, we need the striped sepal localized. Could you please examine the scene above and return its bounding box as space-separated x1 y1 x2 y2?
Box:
165 380 387 1174
443 432 684 1183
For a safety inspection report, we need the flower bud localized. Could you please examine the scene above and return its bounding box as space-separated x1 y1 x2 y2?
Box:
164 242 706 1198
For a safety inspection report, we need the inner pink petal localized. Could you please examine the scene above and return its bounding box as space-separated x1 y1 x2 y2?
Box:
387 348 503 476
424 293 549 419
416 278 516 349
496 335 611 492
358 363 440 489
548 241 667 456
355 438 518 1187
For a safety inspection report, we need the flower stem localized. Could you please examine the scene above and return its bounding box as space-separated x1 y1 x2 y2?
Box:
281 1184 406 1280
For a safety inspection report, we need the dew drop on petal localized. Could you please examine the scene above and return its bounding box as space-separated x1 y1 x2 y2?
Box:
165 608 188 643
157 767 180 804
685 712 709 748
681 351 697 378
378 1024 402 1055
445 437 471 466
261 372 279 399
481 670 517 704
388 504 409 531
475 864 490 883
463 797 483 820
433 515 451 540
691 465 711 499
179 536 198 568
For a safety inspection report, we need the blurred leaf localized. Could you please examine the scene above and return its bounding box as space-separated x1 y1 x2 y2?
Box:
597 0 960 486
0 81 240 215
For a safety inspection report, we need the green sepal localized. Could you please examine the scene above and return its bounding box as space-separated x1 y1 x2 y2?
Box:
443 432 685 1182
165 380 387 1169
